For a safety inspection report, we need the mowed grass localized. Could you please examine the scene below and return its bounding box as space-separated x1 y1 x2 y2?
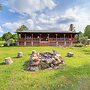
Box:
0 46 90 90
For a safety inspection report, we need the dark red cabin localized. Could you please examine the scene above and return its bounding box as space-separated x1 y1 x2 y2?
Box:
17 30 79 46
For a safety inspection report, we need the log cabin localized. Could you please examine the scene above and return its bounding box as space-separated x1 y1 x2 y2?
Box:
17 30 79 46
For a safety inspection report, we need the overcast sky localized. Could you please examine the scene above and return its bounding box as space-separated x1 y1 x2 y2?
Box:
0 0 90 36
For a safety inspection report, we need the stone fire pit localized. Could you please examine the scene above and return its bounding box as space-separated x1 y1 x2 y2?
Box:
27 50 64 71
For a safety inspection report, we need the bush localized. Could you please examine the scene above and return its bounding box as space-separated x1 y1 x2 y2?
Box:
73 43 84 47
3 43 8 47
3 42 17 47
10 43 17 46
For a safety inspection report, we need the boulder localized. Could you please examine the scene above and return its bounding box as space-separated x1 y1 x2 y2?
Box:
5 57 13 64
17 52 23 58
67 52 74 57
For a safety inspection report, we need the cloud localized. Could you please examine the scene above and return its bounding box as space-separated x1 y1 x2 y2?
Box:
1 2 90 33
5 0 56 15
26 19 34 29
1 19 35 33
0 26 3 33
63 6 90 32
2 22 22 32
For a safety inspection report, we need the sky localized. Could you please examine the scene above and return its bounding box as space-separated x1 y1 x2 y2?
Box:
0 0 90 36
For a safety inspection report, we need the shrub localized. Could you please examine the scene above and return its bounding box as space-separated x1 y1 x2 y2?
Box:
3 43 8 47
10 43 17 46
73 43 84 47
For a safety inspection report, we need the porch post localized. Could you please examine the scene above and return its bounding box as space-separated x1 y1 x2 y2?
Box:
56 34 58 46
39 34 41 46
71 34 73 45
17 33 19 46
32 34 33 46
64 34 66 46
24 34 26 46
48 34 50 45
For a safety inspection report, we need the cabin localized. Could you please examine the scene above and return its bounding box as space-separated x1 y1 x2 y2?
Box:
17 30 79 46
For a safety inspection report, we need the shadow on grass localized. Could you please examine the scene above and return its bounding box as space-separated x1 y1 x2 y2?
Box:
82 49 90 55
23 61 29 70
0 62 6 65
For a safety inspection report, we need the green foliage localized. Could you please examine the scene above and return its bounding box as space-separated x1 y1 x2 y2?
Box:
84 25 90 38
78 33 88 45
3 38 17 47
0 36 2 41
2 32 18 46
16 25 28 32
0 46 90 90
2 32 12 41
73 43 84 47
12 34 18 41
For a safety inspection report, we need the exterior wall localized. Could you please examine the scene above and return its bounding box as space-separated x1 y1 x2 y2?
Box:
18 33 78 46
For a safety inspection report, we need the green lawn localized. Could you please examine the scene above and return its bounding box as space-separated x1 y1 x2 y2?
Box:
0 46 90 90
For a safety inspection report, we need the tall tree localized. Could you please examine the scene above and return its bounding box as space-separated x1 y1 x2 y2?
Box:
2 32 12 41
69 24 75 31
84 25 90 39
16 25 28 32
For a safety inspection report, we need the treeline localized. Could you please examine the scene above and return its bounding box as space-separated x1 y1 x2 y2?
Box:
0 25 28 46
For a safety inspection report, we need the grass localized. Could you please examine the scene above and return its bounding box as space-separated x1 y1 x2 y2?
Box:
0 46 90 90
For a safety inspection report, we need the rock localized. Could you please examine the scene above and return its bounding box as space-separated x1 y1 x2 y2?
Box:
27 50 64 71
5 57 13 64
30 66 39 71
39 62 50 69
67 52 74 57
17 52 23 58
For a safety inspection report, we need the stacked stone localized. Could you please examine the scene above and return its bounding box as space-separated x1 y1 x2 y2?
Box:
27 50 64 71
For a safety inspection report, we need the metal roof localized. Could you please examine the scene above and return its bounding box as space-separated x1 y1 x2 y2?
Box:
17 30 79 34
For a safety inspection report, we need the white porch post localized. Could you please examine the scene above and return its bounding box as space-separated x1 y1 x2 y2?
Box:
56 34 58 46
71 34 73 46
64 34 66 46
24 34 26 46
32 34 33 46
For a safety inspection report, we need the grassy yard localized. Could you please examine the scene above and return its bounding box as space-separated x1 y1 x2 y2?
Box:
0 46 90 90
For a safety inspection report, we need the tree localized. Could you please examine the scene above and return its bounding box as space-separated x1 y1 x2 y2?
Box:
16 25 28 32
12 34 18 41
2 32 12 41
0 36 2 41
69 24 75 31
78 32 88 45
84 25 90 39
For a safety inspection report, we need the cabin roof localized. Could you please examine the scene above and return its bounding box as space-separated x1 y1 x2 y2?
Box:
17 30 79 34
